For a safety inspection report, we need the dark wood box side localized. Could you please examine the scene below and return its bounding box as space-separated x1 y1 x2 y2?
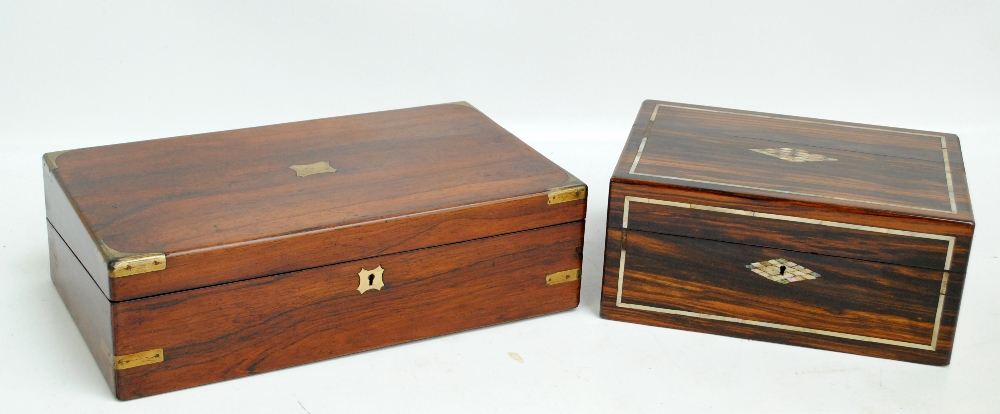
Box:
47 222 116 393
109 221 584 399
599 227 964 366
607 181 973 274
44 163 111 300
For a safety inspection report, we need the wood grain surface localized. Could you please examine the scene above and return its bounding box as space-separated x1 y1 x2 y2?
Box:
612 100 974 223
102 221 583 399
601 228 963 366
620 195 951 270
600 101 973 365
619 229 945 345
606 182 972 274
44 103 586 301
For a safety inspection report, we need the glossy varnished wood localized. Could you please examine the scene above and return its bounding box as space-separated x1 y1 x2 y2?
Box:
47 222 115 390
601 228 963 365
111 222 583 399
45 103 588 399
44 103 585 301
619 229 946 345
608 182 972 273
613 100 974 223
600 100 974 365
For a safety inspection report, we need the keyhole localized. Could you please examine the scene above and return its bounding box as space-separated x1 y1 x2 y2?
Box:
779 265 787 275
368 274 375 286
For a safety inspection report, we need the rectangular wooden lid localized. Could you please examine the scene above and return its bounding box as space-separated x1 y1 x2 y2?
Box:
614 100 973 222
44 102 587 301
609 100 974 271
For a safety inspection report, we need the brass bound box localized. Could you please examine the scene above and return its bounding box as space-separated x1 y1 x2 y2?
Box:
44 102 587 399
600 100 974 365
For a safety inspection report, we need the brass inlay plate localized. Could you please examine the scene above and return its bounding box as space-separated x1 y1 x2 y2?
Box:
616 195 955 351
750 148 838 162
114 348 164 370
546 268 580 286
357 265 385 294
98 240 166 278
746 258 821 284
290 161 337 177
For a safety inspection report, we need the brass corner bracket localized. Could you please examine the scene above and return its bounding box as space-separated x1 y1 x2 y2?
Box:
546 268 580 286
446 101 480 111
98 240 166 278
114 348 164 370
43 150 72 171
547 172 587 205
548 185 587 204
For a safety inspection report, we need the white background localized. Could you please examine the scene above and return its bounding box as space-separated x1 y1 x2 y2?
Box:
2 1 998 413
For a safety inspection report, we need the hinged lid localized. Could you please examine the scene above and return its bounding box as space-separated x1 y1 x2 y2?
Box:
609 100 973 273
44 103 587 301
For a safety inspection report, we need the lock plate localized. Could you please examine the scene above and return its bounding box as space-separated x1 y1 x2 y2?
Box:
357 265 385 294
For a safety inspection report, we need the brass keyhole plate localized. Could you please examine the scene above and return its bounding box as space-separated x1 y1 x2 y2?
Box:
357 265 385 294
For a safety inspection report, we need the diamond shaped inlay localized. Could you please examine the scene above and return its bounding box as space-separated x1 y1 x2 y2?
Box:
750 148 837 162
745 258 822 284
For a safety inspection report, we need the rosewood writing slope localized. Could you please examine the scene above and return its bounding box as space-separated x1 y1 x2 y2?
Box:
44 102 587 399
600 100 974 365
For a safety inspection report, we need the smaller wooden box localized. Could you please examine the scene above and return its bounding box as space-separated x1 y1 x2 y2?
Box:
600 100 975 365
45 102 587 399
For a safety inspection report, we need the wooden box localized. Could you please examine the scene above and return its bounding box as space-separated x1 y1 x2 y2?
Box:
44 102 587 399
600 100 974 365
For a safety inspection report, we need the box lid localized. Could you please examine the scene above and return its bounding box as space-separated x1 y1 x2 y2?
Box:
609 100 973 272
44 102 587 301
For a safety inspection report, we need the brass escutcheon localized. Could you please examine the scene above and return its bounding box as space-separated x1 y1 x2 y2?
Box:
357 265 385 294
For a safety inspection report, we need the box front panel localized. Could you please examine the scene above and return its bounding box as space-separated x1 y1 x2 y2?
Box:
110 222 584 399
621 195 957 270
600 226 965 365
621 229 944 345
606 182 972 274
